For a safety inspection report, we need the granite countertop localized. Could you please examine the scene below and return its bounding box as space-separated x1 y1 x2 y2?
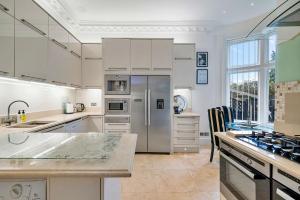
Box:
0 132 137 178
0 111 104 135
215 131 300 179
173 112 200 117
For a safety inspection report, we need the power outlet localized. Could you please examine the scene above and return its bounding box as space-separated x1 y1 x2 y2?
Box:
91 103 97 107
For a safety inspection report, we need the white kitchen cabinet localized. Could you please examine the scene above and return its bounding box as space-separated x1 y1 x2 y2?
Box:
0 0 14 16
65 119 83 133
68 52 82 88
103 38 130 73
88 116 103 132
40 124 65 133
15 18 48 82
173 44 195 89
173 115 200 152
82 43 103 88
49 17 68 48
0 9 14 77
151 39 173 72
69 34 81 56
131 39 152 74
15 0 48 35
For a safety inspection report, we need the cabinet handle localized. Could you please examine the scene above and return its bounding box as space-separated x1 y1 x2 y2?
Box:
152 67 172 70
175 58 192 60
20 19 47 36
70 84 81 88
51 39 67 50
132 67 150 70
177 130 197 133
83 85 102 89
70 51 81 58
85 57 102 60
52 81 67 86
0 4 9 12
106 123 128 125
106 67 128 70
177 123 198 125
106 130 126 133
21 75 46 82
0 70 9 75
41 125 64 133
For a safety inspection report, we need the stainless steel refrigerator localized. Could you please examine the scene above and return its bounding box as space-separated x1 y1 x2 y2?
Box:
131 75 171 153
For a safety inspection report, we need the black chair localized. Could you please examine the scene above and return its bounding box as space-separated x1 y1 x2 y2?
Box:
216 106 234 126
208 108 226 162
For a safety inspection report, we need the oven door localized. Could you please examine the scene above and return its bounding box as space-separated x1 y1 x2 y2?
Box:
105 100 128 115
220 151 270 200
273 180 300 200
105 75 130 95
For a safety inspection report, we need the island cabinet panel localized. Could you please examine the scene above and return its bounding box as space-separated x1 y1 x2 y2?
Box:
0 0 14 16
0 9 14 77
130 39 152 74
49 177 101 200
151 39 173 72
82 43 104 88
88 116 104 132
103 38 130 74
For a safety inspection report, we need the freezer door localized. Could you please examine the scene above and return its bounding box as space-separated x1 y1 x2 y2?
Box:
131 76 148 152
148 76 171 153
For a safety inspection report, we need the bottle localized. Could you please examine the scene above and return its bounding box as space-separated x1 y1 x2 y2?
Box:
21 110 27 123
17 110 21 123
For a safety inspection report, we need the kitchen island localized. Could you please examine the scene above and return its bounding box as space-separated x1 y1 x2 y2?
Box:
0 132 137 200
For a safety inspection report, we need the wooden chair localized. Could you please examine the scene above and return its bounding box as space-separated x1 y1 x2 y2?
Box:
208 108 226 162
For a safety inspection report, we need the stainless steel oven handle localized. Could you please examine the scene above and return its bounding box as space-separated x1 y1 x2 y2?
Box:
220 152 257 179
276 188 295 200
145 90 147 126
148 89 151 126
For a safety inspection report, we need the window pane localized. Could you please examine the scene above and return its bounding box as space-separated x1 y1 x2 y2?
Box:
268 35 277 62
268 68 275 122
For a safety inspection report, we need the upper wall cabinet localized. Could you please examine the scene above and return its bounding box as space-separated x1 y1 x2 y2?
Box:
173 44 195 89
49 17 68 48
0 0 14 16
15 0 48 36
131 39 151 73
0 9 14 77
82 43 103 88
103 38 130 74
151 39 173 71
69 34 81 57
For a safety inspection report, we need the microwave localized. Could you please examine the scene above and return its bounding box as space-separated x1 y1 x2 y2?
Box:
105 98 130 115
105 75 130 95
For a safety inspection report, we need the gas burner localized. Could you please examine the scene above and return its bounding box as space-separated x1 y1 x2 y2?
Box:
238 131 300 164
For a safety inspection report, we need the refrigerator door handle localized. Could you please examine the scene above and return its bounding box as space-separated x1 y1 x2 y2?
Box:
148 89 151 126
145 89 148 126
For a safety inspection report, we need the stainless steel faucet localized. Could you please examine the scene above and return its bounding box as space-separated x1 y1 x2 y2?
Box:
4 100 29 125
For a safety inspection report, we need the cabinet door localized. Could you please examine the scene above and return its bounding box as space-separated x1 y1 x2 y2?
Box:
103 38 130 72
0 0 14 16
174 44 195 59
173 60 195 89
88 116 103 132
131 39 151 72
82 44 103 88
15 19 48 82
49 17 68 48
69 34 81 56
68 52 82 87
47 40 69 85
151 39 173 70
15 0 48 35
0 9 14 77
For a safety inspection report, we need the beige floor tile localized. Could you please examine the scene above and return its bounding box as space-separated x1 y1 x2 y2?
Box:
157 192 191 200
189 192 220 200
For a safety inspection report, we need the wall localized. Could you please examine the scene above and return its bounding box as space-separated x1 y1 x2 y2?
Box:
0 78 76 116
76 89 103 112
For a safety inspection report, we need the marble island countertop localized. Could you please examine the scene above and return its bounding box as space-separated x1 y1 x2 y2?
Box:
215 131 300 179
0 132 137 178
0 111 104 135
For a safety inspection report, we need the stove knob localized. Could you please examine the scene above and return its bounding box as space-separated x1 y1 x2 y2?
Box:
247 158 253 165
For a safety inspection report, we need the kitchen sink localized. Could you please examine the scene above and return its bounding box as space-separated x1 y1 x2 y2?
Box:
8 121 55 128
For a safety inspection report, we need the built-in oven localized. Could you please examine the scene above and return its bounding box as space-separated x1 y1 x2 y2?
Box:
105 98 130 115
220 141 271 200
272 166 300 200
105 75 130 95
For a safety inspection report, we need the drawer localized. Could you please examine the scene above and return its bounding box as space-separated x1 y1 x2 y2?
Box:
174 137 199 145
174 116 199 124
174 123 199 131
104 123 130 130
174 130 198 138
105 129 130 134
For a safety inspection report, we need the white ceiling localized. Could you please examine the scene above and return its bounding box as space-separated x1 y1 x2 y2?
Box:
58 0 277 25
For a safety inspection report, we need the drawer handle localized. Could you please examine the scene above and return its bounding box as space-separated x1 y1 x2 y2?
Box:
106 123 128 125
51 39 68 50
152 67 171 70
177 130 197 133
70 84 81 88
106 67 128 70
132 67 150 70
20 19 47 36
0 4 9 12
85 57 102 60
0 70 9 75
21 75 46 82
174 58 192 60
83 85 102 88
70 51 81 58
52 81 67 86
177 123 198 125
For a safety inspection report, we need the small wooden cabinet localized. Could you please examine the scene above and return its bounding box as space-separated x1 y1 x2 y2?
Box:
173 115 200 152
103 38 130 74
0 9 14 77
173 44 195 89
82 43 103 88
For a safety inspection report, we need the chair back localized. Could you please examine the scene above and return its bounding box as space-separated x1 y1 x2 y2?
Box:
208 108 226 147
216 106 234 124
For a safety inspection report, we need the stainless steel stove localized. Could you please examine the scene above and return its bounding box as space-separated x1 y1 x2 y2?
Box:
237 131 300 164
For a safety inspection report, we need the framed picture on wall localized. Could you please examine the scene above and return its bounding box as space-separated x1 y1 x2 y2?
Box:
196 52 208 67
196 69 208 84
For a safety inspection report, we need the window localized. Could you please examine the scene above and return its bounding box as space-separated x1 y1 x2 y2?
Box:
227 35 276 123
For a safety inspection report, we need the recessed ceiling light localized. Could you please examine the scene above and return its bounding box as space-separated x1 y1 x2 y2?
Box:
250 2 254 6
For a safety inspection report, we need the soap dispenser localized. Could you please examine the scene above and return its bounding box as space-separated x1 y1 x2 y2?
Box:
21 110 27 123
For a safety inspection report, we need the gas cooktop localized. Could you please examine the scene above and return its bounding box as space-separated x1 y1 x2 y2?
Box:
237 131 300 164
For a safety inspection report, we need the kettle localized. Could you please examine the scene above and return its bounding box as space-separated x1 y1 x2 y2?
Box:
64 103 75 114
76 103 85 112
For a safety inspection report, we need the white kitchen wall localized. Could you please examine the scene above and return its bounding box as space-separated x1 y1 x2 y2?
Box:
75 89 102 110
0 78 76 116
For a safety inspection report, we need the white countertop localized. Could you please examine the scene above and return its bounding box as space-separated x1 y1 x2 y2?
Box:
173 112 200 117
215 131 300 180
0 111 104 135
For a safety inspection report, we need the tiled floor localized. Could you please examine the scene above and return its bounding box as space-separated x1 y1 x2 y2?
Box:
121 146 220 200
